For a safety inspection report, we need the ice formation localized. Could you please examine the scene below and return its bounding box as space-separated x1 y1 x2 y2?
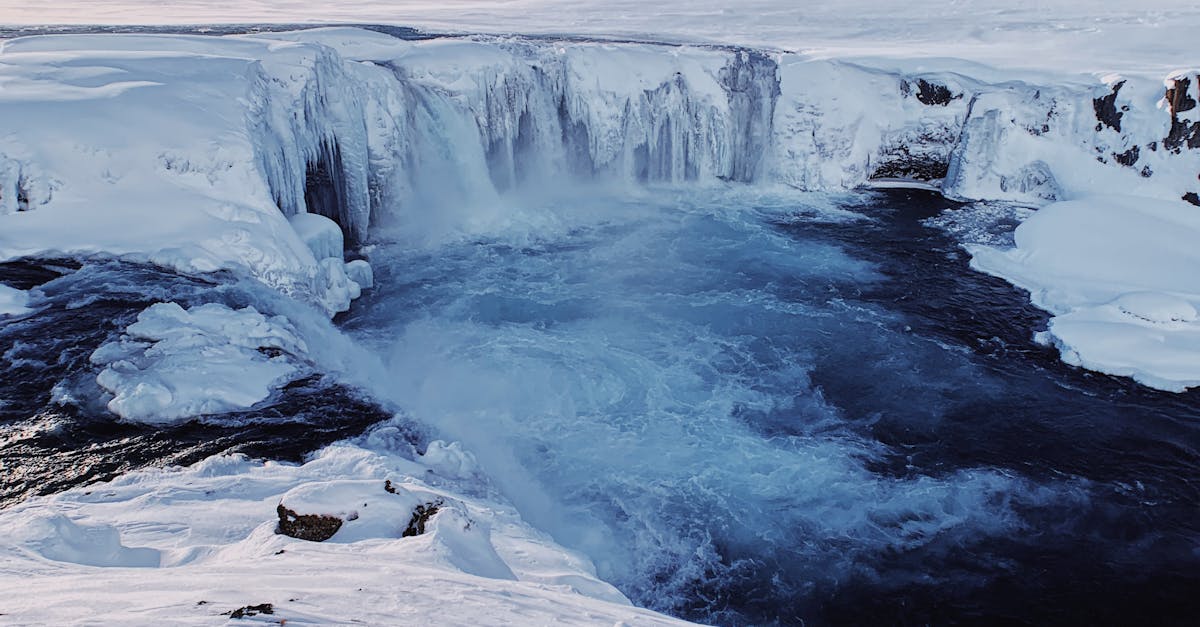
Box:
90 302 309 423
3 27 1197 386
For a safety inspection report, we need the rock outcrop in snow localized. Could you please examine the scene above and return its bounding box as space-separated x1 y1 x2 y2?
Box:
0 443 686 625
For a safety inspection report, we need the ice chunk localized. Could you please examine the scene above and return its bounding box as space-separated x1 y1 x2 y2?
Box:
345 259 373 290
420 440 479 479
91 302 308 423
316 256 359 314
290 212 345 260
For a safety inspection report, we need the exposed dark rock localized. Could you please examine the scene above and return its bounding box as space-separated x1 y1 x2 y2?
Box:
1164 76 1200 152
226 604 274 619
1093 80 1125 132
870 148 950 181
1166 77 1197 115
1113 146 1140 167
16 174 31 212
912 79 960 106
1165 118 1200 152
1165 119 1200 152
402 500 444 537
384 479 397 494
1140 165 1153 178
276 504 343 541
1183 192 1200 207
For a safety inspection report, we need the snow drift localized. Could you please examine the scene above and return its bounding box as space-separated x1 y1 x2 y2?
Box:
0 441 690 625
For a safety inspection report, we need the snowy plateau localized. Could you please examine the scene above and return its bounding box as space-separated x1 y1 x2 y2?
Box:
0 2 1199 626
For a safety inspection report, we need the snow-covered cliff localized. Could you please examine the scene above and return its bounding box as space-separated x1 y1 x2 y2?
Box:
5 29 1198 263
3 27 1199 386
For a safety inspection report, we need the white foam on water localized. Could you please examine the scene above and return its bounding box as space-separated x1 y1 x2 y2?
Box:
351 189 1078 613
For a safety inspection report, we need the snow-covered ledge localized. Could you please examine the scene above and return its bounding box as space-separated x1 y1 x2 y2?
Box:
0 34 373 316
3 27 1200 387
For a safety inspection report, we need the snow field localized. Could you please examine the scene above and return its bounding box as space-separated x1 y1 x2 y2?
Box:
0 17 1199 626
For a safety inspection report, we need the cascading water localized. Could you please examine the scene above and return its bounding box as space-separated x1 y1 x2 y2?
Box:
335 187 1200 625
290 39 1200 624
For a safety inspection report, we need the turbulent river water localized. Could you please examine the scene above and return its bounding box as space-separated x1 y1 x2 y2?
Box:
343 187 1200 625
3 188 1199 625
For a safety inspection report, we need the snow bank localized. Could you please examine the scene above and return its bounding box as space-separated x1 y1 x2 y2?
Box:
0 443 692 626
0 34 376 316
970 196 1200 391
90 302 308 423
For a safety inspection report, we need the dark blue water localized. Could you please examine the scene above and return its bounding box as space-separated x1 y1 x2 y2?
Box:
2 188 1198 625
343 188 1200 626
0 259 415 507
773 190 1200 626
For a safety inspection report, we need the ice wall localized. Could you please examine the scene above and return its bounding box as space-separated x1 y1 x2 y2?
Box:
3 28 1199 318
942 74 1200 205
292 30 1200 229
372 39 781 193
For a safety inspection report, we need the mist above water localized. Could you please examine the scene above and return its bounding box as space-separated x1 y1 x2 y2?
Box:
340 188 1112 623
